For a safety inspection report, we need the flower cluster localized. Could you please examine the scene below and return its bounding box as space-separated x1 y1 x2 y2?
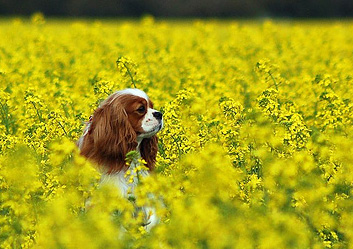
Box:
1 16 353 248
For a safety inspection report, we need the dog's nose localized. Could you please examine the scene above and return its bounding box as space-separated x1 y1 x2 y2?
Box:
153 111 163 121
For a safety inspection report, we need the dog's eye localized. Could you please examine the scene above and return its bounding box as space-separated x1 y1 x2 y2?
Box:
137 106 145 113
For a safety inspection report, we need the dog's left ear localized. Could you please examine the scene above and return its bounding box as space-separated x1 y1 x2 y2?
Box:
80 94 137 173
140 135 158 171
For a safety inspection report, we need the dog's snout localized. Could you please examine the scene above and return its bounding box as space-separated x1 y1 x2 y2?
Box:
153 111 163 120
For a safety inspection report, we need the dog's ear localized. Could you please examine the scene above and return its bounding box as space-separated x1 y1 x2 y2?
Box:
140 135 158 171
80 95 137 173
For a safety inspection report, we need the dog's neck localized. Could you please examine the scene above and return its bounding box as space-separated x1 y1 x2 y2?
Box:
137 136 144 149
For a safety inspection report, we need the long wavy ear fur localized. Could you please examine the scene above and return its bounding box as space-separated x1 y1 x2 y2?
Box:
140 135 158 171
80 95 137 173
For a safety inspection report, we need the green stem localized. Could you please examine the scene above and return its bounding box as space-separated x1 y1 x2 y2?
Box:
119 60 137 88
171 134 182 159
0 102 10 134
58 121 68 136
31 101 44 122
268 71 278 91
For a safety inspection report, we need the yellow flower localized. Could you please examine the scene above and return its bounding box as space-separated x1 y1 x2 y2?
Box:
1 18 353 249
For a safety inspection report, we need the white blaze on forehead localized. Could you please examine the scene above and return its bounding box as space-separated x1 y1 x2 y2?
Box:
117 88 149 101
102 88 149 106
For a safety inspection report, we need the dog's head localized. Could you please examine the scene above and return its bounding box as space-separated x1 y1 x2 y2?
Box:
79 88 163 173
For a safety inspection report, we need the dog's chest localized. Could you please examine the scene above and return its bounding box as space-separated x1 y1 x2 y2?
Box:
100 162 149 197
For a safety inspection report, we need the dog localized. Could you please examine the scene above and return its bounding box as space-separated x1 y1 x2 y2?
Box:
77 88 163 231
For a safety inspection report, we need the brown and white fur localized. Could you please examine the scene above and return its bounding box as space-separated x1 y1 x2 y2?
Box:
77 88 163 231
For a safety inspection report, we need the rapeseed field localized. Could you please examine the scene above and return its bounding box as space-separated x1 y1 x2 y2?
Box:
1 14 353 248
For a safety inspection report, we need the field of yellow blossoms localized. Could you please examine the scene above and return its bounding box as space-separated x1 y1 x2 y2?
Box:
1 13 353 248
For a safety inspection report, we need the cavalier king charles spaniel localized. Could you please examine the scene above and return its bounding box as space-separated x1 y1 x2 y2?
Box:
77 88 163 231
